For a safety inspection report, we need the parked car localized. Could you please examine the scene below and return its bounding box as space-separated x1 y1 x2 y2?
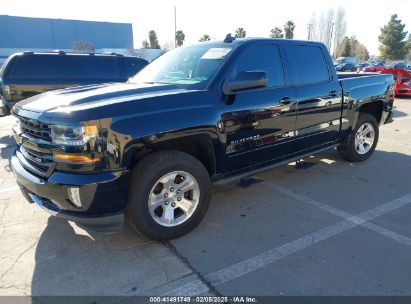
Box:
393 62 408 70
356 63 370 71
335 63 357 72
364 62 386 72
11 37 395 240
334 56 359 65
0 51 148 116
381 68 411 96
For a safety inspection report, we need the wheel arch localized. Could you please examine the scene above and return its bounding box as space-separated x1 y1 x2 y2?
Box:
124 133 218 177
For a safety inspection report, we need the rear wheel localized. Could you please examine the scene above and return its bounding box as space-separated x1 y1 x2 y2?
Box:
127 151 212 240
338 113 379 162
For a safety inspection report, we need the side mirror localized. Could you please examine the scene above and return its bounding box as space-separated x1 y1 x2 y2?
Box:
222 71 268 95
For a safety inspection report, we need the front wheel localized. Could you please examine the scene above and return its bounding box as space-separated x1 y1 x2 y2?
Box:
127 151 212 240
338 113 379 162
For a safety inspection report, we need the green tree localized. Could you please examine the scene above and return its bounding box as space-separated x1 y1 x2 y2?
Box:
141 40 149 49
148 30 160 49
283 21 296 39
340 37 352 57
335 36 369 61
175 30 185 47
235 27 246 38
378 14 408 60
270 27 284 38
199 34 211 42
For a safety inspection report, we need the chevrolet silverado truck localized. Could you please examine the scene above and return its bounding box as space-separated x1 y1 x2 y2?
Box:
11 37 395 240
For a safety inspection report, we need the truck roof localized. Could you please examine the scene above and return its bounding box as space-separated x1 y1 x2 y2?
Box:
194 37 326 49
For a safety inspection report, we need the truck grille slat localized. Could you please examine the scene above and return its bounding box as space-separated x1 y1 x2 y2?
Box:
17 116 51 140
14 115 54 177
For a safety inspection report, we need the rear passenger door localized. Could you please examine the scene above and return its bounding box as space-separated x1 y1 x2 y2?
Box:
6 55 84 102
283 44 342 151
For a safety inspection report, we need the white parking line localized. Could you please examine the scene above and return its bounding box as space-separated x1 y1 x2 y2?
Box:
165 191 411 296
0 186 19 193
264 182 411 248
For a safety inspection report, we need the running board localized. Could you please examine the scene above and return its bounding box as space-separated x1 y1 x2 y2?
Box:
213 144 338 186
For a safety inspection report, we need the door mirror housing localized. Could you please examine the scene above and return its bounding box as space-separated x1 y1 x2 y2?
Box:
222 71 268 95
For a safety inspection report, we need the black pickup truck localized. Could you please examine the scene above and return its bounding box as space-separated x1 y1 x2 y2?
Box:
11 37 395 240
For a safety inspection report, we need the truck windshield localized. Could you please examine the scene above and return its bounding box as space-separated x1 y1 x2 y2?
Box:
129 45 233 88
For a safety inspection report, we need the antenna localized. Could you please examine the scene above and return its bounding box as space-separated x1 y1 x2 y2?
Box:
224 33 235 43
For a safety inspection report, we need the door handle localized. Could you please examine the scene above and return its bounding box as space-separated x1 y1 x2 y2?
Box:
329 91 339 97
279 96 294 105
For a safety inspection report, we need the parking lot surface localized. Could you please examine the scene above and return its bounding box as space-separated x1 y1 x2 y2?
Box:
1 98 411 298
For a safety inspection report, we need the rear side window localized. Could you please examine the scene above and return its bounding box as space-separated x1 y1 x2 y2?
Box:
8 55 83 79
84 57 118 79
285 45 330 85
123 58 148 78
232 44 285 87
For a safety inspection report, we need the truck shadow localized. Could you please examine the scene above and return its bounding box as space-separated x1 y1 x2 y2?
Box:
29 148 411 296
31 216 160 297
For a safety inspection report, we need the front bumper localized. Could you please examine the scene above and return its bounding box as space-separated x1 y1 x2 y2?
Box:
11 150 129 233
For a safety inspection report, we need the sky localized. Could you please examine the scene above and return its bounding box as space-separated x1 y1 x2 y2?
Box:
0 0 410 56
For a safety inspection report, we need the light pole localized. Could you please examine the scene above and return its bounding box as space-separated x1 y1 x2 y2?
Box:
329 22 335 51
174 6 177 48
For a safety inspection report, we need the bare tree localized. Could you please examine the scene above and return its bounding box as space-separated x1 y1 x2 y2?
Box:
127 48 147 59
333 7 347 58
71 41 95 53
308 13 317 41
311 8 346 54
324 9 335 50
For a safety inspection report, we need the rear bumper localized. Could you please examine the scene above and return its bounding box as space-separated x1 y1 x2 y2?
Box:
11 150 129 233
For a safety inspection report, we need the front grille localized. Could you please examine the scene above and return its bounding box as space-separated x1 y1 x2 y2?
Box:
19 146 53 175
17 116 51 140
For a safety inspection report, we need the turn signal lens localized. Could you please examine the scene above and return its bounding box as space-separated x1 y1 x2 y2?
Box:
54 154 100 164
84 125 99 137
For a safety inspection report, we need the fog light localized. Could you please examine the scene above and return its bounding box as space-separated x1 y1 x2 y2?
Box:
68 187 82 208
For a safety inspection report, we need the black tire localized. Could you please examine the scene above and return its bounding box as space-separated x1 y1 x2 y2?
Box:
127 151 212 241
338 113 379 162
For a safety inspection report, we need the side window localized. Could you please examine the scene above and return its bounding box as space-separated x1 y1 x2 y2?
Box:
285 45 330 85
233 45 285 87
9 55 82 79
123 58 148 78
85 57 118 79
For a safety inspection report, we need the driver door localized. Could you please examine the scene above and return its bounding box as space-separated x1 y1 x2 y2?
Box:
220 44 297 173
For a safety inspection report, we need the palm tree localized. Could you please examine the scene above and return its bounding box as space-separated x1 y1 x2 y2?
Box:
175 30 185 47
284 21 296 39
270 27 284 38
199 34 211 42
235 27 246 38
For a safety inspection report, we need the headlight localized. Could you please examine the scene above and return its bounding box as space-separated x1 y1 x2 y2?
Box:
51 124 99 146
51 123 102 164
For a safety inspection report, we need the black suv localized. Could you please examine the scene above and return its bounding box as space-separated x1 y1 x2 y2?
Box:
0 51 148 115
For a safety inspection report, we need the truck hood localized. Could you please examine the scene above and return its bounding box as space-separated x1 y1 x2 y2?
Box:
15 82 192 114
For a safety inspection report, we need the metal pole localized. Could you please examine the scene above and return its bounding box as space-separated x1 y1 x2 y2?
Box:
174 6 177 48
329 22 335 51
